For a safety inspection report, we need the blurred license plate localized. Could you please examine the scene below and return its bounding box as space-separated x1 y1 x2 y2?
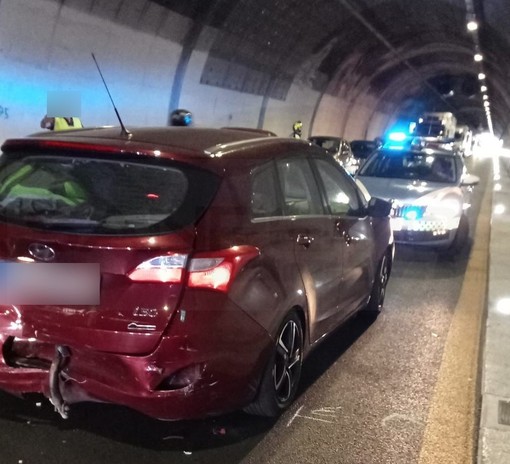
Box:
0 263 100 305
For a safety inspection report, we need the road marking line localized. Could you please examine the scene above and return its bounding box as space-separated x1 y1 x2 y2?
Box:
286 405 336 426
418 181 491 464
286 405 304 427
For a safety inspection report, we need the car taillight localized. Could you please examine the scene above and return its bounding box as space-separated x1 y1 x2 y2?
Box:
128 254 188 283
188 257 232 291
128 246 260 292
188 246 260 292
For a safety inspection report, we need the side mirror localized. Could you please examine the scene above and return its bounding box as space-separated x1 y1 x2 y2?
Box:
368 197 392 217
461 173 479 187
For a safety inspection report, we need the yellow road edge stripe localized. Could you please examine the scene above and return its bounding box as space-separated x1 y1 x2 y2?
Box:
418 185 492 464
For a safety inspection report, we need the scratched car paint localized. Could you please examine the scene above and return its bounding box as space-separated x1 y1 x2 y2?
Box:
0 126 393 420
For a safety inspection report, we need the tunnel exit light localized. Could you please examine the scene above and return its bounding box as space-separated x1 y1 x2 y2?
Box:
496 298 510 316
494 204 506 215
467 21 478 31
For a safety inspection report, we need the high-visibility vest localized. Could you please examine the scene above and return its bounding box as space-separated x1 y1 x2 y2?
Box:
53 117 83 131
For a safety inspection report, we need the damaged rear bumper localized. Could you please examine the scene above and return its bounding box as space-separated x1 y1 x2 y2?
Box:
0 303 272 420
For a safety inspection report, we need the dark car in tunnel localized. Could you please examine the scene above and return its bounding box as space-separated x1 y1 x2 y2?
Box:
350 140 378 165
308 136 360 175
0 127 394 420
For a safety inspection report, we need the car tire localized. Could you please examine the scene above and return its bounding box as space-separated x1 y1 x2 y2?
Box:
446 214 469 256
244 312 304 417
363 253 390 315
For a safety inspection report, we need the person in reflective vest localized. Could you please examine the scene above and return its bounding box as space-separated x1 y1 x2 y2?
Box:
40 116 83 131
291 120 303 139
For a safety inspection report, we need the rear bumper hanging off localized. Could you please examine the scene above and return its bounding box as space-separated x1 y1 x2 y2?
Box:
48 345 70 419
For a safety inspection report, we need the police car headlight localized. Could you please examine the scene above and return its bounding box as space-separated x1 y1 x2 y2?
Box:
424 199 462 219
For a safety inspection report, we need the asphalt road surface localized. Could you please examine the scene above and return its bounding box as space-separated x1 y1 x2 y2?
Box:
0 156 491 464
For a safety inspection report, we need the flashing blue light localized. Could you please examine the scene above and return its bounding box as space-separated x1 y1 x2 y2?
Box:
385 144 405 150
403 206 423 220
388 132 408 142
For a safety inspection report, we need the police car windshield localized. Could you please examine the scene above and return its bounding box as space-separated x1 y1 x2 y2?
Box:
358 150 457 183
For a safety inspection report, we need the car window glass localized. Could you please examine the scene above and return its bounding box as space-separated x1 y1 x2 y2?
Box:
430 156 456 182
359 150 457 183
314 158 362 216
251 163 280 218
310 138 339 152
0 153 219 234
276 158 323 216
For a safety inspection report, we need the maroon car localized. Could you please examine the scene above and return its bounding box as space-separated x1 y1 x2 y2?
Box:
0 127 393 420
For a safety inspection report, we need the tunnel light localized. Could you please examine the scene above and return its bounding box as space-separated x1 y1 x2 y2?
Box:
467 21 478 31
478 73 486 80
496 298 510 316
483 95 488 100
481 85 488 92
494 204 506 215
474 54 483 62
484 101 490 107
494 183 502 191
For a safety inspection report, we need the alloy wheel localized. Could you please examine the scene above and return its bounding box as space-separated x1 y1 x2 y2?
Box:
377 254 389 306
272 319 302 405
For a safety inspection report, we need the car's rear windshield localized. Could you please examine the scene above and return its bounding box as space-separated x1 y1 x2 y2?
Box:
309 138 340 151
350 141 376 158
0 151 220 234
358 150 458 183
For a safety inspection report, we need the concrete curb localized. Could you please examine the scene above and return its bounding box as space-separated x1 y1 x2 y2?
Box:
478 154 510 463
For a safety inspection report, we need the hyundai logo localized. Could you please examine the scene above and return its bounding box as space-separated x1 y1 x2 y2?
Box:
28 243 56 262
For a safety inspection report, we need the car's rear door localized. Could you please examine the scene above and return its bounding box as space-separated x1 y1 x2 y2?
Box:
312 156 375 317
275 156 344 343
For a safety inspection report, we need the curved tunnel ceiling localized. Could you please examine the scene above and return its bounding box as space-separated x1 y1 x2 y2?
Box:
79 0 510 137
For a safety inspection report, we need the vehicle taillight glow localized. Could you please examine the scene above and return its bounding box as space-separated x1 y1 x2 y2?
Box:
128 254 187 283
188 246 260 292
188 258 233 292
128 246 260 292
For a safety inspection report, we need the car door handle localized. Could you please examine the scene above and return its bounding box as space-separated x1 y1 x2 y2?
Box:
296 234 314 248
335 220 343 234
342 230 362 245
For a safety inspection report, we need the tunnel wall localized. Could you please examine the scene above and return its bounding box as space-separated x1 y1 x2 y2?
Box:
312 93 390 140
0 0 181 140
0 0 393 142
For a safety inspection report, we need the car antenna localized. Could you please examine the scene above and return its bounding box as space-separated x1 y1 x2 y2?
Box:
91 52 131 137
